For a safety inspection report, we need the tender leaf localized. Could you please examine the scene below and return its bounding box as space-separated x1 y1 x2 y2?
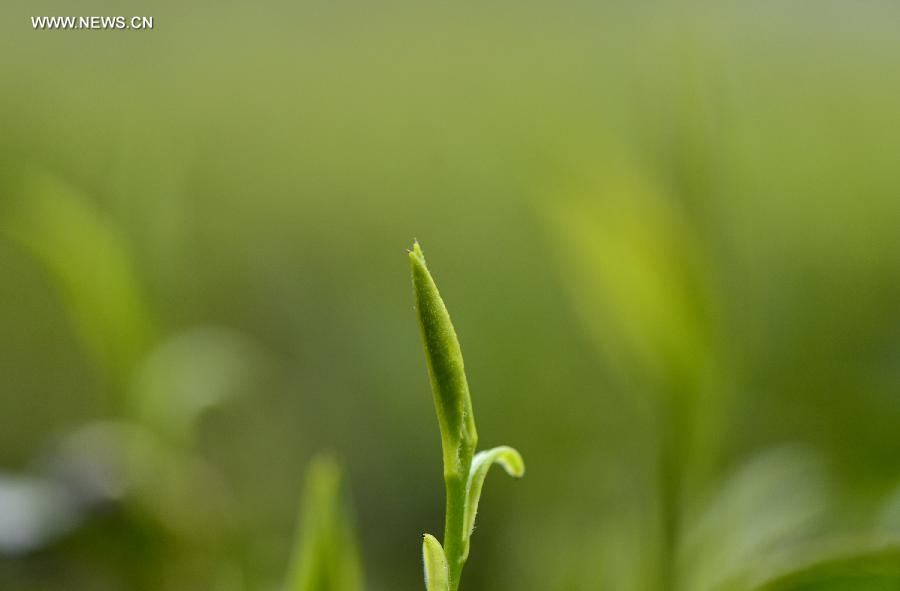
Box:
409 241 478 473
463 446 525 553
422 533 450 591
284 457 363 591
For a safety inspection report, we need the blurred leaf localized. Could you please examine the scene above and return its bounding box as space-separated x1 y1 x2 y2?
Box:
42 420 233 539
545 165 725 553
875 483 900 535
546 168 715 392
0 473 79 555
1 169 154 387
751 540 900 591
129 327 265 444
285 457 363 591
590 492 664 591
677 447 830 591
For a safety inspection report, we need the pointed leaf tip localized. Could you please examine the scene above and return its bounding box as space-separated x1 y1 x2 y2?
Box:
410 240 426 264
422 534 450 591
409 240 478 471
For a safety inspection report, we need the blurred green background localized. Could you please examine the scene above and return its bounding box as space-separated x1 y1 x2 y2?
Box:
2 1 900 589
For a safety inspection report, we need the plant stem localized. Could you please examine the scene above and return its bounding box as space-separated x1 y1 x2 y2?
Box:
409 241 479 589
410 241 522 591
443 471 469 591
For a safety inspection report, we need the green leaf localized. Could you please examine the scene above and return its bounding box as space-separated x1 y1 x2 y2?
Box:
409 241 525 591
0 169 154 389
545 170 713 392
463 446 525 557
284 457 363 591
751 540 900 591
677 447 828 591
409 241 478 474
423 533 450 591
129 327 265 444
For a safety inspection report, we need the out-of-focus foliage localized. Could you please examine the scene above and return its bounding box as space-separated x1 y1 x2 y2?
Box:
754 542 900 591
285 457 362 591
1 0 900 589
1 170 153 387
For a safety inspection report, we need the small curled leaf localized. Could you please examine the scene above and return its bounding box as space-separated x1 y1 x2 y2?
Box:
422 533 450 591
463 446 525 555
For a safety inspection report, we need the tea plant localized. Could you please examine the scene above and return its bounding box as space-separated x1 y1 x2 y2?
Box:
409 241 525 591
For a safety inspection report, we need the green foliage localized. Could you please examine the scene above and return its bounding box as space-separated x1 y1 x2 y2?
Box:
752 542 900 591
423 534 450 591
464 446 524 559
408 241 478 474
284 457 363 591
129 327 265 445
410 241 525 591
3 3 900 589
1 169 154 388
677 448 829 591
548 171 714 391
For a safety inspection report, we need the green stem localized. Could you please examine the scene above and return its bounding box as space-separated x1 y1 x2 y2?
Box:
410 241 523 591
443 470 469 591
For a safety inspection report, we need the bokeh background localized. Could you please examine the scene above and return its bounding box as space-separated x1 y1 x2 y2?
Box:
2 1 900 589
